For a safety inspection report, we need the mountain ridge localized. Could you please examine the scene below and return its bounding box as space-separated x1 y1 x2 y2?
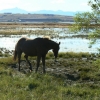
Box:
0 7 83 16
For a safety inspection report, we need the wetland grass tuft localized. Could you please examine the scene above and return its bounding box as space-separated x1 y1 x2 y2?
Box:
58 52 91 58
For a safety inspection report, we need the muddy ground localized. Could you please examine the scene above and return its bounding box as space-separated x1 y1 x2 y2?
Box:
10 57 99 85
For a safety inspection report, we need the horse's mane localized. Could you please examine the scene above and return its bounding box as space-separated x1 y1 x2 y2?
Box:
43 36 51 40
20 36 51 41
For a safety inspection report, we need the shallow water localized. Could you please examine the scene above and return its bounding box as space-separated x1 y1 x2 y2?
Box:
0 28 100 53
0 34 100 53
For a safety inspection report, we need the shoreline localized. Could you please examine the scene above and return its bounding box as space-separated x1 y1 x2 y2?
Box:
0 22 99 28
0 22 72 28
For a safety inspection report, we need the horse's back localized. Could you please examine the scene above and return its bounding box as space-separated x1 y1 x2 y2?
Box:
22 38 49 56
17 37 53 49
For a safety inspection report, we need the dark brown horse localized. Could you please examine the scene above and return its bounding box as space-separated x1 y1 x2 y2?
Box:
13 37 60 73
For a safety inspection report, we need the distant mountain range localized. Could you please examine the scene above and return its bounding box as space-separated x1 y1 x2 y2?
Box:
0 7 28 14
0 7 83 16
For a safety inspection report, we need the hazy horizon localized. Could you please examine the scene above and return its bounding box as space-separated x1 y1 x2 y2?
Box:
0 0 91 12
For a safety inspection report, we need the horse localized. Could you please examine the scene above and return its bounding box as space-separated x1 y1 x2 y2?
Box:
13 37 60 73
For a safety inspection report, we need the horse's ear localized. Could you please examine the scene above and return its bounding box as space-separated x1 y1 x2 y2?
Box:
59 42 60 45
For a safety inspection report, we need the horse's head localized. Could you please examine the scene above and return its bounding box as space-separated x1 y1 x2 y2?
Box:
52 42 60 62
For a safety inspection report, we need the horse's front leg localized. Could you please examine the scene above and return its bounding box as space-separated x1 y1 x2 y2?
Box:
24 55 32 71
35 56 41 73
42 55 46 73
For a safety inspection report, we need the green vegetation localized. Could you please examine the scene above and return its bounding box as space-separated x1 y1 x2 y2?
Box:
70 0 100 43
0 48 12 57
0 52 100 100
69 12 95 32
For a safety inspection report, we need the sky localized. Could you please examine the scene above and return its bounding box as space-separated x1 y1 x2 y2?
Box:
0 0 92 12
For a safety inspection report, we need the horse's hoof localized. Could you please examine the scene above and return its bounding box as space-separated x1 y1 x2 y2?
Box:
54 60 58 62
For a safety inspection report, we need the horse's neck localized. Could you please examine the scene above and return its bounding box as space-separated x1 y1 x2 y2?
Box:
48 40 57 50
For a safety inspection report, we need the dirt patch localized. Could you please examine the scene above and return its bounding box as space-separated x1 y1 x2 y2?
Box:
10 58 96 82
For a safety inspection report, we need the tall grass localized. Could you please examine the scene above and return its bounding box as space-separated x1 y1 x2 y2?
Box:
57 52 91 58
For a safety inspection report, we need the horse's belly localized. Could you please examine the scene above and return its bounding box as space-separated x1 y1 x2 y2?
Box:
23 49 37 56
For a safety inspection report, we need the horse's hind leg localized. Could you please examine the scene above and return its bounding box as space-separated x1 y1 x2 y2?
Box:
24 55 32 71
18 52 22 71
42 55 46 73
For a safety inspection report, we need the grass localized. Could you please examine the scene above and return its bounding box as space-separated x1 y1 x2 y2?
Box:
0 70 100 100
0 48 12 57
0 53 100 100
58 52 91 58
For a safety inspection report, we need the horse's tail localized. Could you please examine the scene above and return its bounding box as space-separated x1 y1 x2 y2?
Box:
13 37 26 61
13 49 17 61
13 43 18 61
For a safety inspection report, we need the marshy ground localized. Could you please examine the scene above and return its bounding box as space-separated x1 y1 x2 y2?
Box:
12 54 100 82
0 49 100 100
